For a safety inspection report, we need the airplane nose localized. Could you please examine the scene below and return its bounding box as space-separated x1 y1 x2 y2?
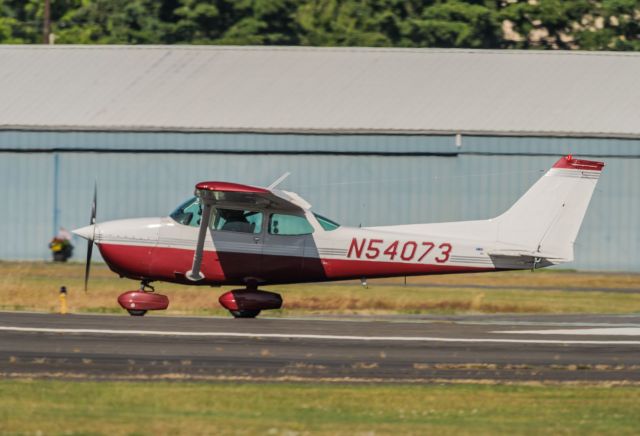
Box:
72 224 96 241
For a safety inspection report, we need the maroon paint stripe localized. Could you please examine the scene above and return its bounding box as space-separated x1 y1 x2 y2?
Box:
99 243 495 286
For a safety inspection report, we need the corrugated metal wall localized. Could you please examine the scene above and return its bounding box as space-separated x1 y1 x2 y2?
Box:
0 130 455 153
1 131 638 271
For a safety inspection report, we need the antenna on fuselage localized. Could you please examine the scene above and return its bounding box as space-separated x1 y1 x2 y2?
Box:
267 172 291 190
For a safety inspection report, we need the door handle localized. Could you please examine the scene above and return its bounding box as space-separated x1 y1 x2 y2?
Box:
253 236 261 243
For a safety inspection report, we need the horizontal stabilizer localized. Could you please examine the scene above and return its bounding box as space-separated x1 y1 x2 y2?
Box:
487 249 564 261
487 251 556 270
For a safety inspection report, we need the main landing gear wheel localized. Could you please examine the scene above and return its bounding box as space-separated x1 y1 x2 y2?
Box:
127 309 147 316
229 309 261 319
219 288 282 319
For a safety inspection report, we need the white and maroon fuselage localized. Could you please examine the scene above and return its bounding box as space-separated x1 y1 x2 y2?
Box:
73 156 604 317
91 214 499 287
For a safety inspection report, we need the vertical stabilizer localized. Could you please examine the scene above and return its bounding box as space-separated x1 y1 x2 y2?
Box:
494 155 604 261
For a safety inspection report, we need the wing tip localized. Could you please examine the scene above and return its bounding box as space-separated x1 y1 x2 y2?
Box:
195 181 269 194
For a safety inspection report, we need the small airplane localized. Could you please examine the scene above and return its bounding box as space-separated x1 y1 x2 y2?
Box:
73 155 604 318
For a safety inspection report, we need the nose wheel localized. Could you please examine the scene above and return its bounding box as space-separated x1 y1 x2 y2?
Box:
229 309 261 319
117 281 169 316
140 281 155 292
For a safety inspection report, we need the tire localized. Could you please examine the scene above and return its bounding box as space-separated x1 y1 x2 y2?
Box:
127 309 147 316
229 309 261 319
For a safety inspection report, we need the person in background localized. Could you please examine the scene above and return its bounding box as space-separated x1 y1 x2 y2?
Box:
49 227 74 262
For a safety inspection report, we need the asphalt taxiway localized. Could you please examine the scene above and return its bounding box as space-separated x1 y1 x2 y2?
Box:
1 311 639 382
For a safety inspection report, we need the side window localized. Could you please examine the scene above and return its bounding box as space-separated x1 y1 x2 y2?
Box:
212 209 262 234
314 213 340 231
269 214 314 236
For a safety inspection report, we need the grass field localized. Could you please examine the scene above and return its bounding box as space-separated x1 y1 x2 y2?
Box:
1 261 640 316
1 379 639 435
3 264 640 435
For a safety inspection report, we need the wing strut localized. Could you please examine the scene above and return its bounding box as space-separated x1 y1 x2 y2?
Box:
186 201 214 281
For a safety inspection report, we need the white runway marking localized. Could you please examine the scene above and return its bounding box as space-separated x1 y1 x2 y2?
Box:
498 327 640 336
1 326 640 345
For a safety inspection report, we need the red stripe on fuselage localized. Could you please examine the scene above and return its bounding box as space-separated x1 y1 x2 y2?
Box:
98 243 226 283
321 258 493 280
98 243 494 285
98 243 154 280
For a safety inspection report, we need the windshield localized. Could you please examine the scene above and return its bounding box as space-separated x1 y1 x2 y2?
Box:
314 213 340 231
170 197 202 227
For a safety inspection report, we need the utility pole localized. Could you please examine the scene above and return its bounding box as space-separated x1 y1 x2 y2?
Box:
43 0 51 44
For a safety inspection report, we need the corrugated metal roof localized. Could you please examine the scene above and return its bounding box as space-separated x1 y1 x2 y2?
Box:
1 45 639 137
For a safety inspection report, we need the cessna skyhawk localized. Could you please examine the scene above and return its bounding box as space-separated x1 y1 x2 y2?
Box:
73 155 604 318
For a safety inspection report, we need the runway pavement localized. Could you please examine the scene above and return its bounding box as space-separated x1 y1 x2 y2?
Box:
1 311 639 383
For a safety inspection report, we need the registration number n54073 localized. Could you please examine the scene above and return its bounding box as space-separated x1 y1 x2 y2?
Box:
347 238 452 263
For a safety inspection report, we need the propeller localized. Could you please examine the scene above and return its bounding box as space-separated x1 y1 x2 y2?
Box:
84 183 97 292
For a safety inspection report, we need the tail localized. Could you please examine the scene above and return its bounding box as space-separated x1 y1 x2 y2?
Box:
370 155 604 264
492 155 604 262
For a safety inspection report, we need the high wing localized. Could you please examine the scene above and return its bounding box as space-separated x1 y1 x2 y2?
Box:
194 181 310 211
186 181 311 281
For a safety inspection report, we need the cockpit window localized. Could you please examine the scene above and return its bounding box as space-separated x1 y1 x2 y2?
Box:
170 197 202 227
170 198 339 234
314 213 340 231
212 208 263 234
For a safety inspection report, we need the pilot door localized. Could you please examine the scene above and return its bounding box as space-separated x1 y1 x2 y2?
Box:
209 207 264 283
261 212 314 283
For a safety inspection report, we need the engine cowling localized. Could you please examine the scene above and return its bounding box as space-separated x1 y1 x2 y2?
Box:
218 289 283 312
117 291 169 311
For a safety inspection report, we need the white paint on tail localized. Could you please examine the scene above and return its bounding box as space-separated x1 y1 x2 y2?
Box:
492 166 602 261
372 156 604 264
